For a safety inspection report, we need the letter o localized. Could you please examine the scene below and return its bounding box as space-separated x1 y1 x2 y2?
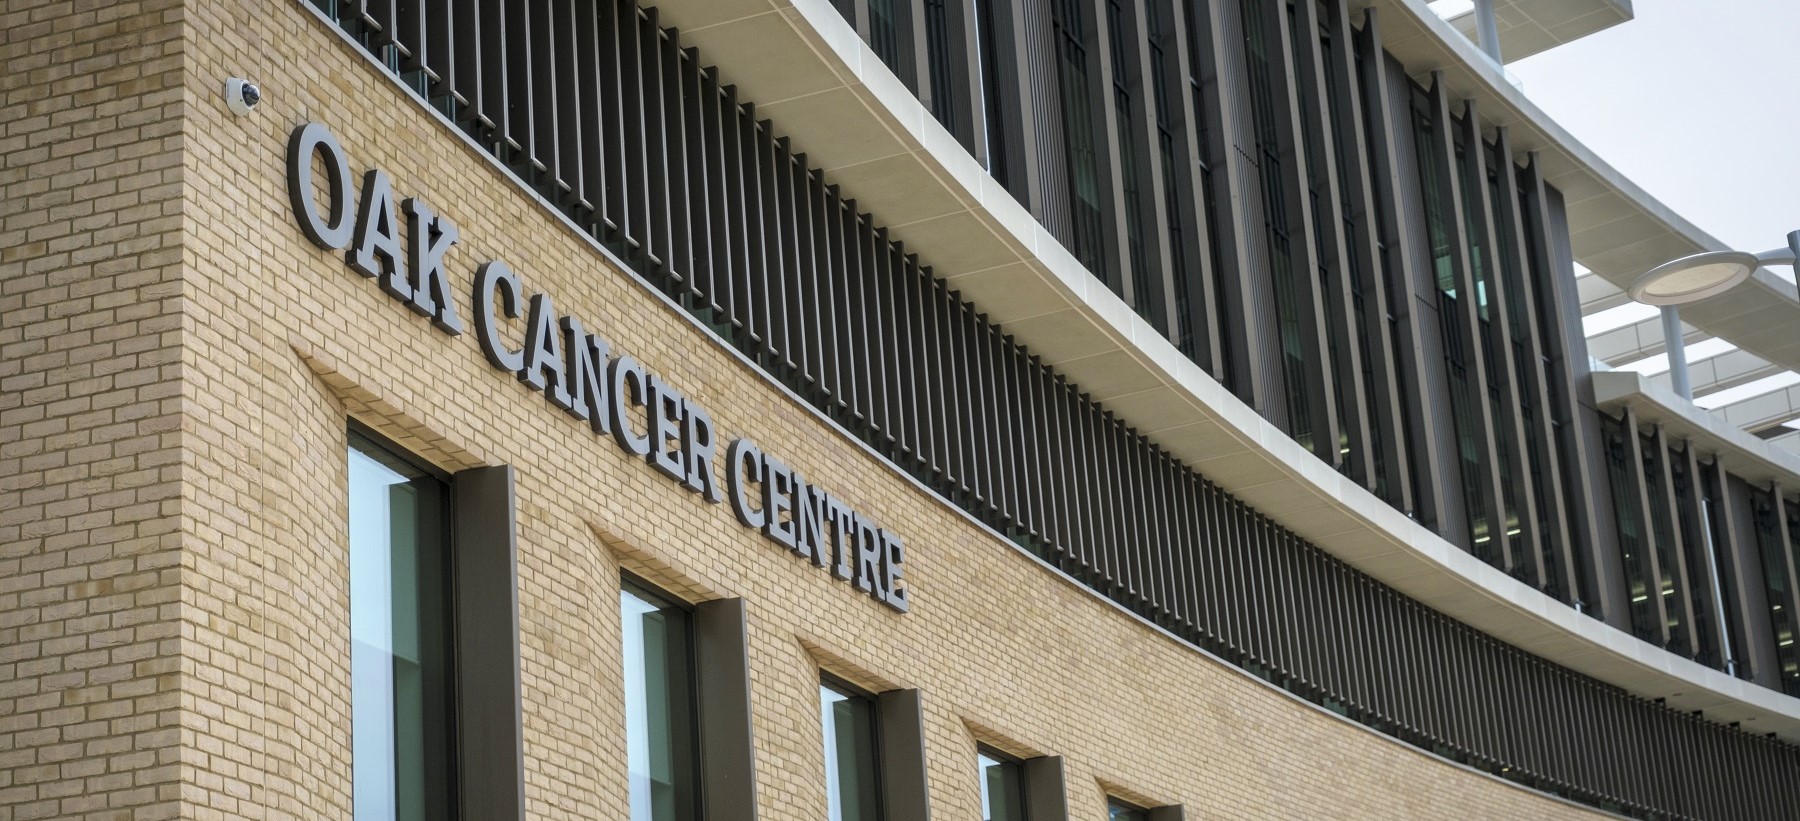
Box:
286 122 354 250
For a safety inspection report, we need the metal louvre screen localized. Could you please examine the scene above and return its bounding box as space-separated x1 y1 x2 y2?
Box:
309 0 1800 818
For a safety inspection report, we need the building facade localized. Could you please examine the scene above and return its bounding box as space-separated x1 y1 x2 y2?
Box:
4 0 1799 819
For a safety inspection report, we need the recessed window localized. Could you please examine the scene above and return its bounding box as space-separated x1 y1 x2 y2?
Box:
821 680 884 821
977 749 1026 821
1107 798 1150 821
621 582 701 821
348 434 457 820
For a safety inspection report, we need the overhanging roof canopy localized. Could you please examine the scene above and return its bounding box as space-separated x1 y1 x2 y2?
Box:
1444 0 1634 62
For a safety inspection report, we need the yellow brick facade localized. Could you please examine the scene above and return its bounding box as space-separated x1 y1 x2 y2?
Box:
3 0 1617 818
2 1 186 817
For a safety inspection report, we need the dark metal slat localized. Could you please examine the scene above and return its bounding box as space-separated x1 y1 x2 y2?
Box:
721 96 749 330
504 0 539 165
986 323 1016 522
1027 354 1055 546
1090 401 1115 580
933 279 963 487
395 0 429 76
451 0 489 123
742 114 770 346
1051 377 1079 566
914 264 945 474
754 124 784 360
842 205 871 423
814 173 844 402
554 0 591 213
620 4 651 251
531 0 564 190
872 228 900 446
640 16 675 276
798 160 826 387
1012 345 1040 537
890 247 920 458
837 199 866 420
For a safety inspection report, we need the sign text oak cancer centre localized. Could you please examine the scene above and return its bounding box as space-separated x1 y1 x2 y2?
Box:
286 122 910 613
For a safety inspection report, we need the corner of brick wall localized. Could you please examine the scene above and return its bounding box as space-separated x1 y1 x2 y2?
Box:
1 1 188 818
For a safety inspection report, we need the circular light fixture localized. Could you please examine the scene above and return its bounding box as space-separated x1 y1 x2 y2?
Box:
1627 250 1758 305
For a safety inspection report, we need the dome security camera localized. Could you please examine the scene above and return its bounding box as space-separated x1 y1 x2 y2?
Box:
225 78 261 116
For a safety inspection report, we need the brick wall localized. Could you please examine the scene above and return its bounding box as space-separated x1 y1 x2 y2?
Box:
0 2 187 818
4 0 1620 817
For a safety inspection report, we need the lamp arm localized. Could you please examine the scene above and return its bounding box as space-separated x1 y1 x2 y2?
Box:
1753 247 1797 267
1745 230 1800 267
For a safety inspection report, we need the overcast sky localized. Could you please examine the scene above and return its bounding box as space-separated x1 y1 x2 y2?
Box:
1505 0 1800 259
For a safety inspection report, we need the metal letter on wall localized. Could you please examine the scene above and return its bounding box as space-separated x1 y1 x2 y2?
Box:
286 122 355 250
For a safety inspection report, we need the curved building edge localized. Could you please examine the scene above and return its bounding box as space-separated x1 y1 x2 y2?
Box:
641 0 1800 738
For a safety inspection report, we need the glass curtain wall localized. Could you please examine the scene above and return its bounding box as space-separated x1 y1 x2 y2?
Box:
1601 416 1660 644
1178 0 1232 386
974 0 1010 185
1318 3 1386 494
1105 0 1156 327
1244 0 1314 450
1412 92 1489 555
1146 0 1189 347
1751 486 1800 695
347 434 456 821
1051 0 1109 277
1640 433 1692 653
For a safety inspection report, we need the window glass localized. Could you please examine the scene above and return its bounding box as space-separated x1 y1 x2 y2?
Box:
977 751 1025 821
348 436 454 821
821 682 882 821
621 584 699 821
1107 799 1150 821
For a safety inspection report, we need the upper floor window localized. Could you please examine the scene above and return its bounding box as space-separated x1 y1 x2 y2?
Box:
821 680 884 821
621 582 701 820
348 434 458 820
1107 798 1150 821
977 749 1026 821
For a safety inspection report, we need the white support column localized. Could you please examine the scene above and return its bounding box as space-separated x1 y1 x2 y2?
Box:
1663 305 1692 400
1473 0 1503 63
